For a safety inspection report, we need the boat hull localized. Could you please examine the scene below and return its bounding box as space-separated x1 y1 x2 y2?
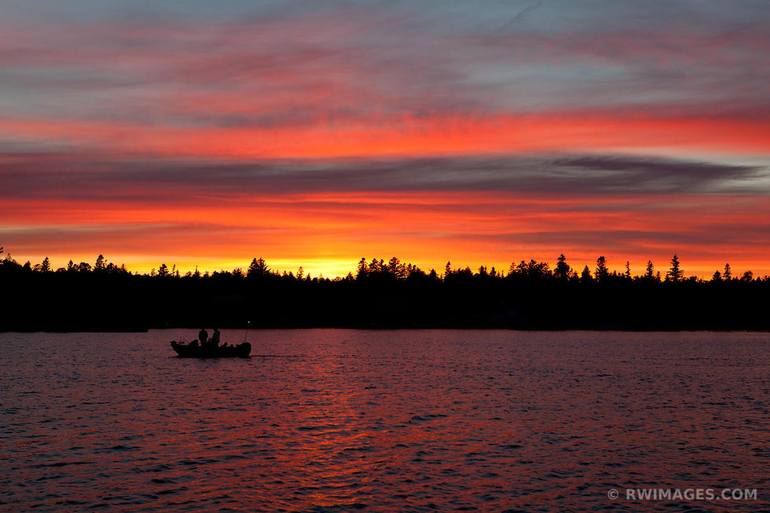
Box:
170 341 251 358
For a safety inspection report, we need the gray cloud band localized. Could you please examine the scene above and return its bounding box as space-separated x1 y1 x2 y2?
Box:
1 153 767 200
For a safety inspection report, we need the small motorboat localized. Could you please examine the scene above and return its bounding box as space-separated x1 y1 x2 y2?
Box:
170 340 251 358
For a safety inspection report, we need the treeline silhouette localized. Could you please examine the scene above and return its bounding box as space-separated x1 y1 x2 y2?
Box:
0 246 767 331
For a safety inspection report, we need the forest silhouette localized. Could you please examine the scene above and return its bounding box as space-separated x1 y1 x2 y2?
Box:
0 246 767 331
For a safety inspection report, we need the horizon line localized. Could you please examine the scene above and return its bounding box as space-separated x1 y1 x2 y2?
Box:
1 249 764 280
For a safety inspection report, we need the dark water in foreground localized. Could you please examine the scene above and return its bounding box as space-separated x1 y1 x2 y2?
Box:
1 330 769 512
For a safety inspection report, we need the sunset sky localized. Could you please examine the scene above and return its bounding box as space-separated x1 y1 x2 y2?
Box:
1 1 769 277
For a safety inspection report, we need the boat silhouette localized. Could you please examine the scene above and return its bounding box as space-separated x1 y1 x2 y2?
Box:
170 340 251 358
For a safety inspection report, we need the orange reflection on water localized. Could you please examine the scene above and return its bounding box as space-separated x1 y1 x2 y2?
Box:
3 330 769 511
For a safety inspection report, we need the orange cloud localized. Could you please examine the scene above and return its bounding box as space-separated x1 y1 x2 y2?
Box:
2 191 769 278
2 112 769 159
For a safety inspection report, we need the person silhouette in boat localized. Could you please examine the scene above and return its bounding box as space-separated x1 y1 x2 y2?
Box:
198 328 209 346
211 328 221 348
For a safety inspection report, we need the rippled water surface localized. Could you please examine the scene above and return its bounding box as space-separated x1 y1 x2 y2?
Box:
1 330 769 512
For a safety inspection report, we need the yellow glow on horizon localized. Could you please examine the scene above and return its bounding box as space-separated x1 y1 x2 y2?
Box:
14 253 768 280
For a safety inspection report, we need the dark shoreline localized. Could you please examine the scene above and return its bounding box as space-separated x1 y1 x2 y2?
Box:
3 257 768 334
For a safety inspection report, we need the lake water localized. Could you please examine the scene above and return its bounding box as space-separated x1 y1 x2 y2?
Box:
1 330 768 512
